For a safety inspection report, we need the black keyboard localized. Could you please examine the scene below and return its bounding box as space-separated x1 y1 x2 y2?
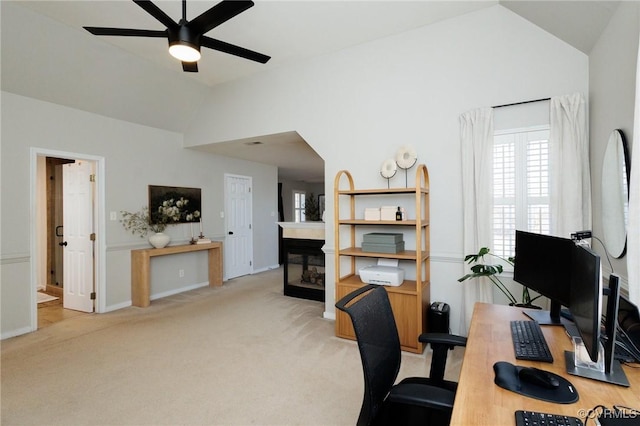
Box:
511 320 553 362
515 410 583 426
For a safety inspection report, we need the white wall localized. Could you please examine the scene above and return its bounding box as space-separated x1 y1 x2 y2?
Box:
184 5 589 333
589 1 639 289
0 92 279 338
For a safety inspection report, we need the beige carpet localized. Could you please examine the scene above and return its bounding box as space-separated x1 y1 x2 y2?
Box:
1 267 463 425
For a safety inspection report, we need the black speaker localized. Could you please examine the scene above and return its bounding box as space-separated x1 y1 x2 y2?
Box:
428 302 450 333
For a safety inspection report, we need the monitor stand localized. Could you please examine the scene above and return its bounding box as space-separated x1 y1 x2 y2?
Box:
523 301 572 326
564 351 629 387
564 275 629 387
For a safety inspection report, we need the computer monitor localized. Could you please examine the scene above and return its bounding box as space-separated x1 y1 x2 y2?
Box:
568 244 602 363
565 246 629 386
513 230 574 325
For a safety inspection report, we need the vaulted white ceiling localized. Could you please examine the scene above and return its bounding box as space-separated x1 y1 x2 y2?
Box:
1 1 620 182
13 1 499 87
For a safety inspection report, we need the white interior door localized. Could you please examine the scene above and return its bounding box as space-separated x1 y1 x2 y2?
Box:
225 175 253 279
62 161 95 312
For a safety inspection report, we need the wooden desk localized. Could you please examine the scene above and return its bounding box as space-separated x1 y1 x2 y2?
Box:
131 242 223 307
451 303 640 425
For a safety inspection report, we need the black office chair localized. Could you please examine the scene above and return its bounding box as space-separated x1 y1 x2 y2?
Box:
336 284 466 426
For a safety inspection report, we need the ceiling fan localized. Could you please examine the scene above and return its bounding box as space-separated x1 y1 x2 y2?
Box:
83 0 270 73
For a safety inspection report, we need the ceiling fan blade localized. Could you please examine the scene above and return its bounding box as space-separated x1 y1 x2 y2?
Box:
201 36 270 64
182 61 198 72
133 0 178 30
84 27 167 38
189 1 254 35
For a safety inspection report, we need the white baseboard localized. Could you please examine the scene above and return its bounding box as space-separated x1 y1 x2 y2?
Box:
104 301 132 312
252 264 281 274
1 325 34 340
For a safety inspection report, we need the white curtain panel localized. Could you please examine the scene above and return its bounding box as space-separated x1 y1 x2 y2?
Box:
549 93 592 238
628 37 640 307
460 107 494 335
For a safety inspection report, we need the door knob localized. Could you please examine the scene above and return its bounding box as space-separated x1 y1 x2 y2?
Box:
228 231 234 235
59 241 68 247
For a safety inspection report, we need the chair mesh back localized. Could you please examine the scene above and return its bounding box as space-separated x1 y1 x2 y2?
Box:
342 286 401 426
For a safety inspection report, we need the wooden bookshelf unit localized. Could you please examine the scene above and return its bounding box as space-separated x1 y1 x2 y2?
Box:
334 165 430 353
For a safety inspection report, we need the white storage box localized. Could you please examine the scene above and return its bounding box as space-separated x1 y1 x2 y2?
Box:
359 258 404 286
364 208 381 221
380 206 398 221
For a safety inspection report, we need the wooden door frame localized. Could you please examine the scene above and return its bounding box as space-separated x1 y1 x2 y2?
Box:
29 148 106 332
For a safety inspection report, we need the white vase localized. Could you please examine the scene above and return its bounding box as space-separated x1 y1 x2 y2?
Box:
148 232 170 249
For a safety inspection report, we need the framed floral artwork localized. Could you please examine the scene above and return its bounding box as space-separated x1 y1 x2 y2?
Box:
148 185 202 224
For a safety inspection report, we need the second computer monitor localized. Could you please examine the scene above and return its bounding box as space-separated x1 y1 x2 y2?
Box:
565 248 629 386
568 244 602 363
513 230 574 325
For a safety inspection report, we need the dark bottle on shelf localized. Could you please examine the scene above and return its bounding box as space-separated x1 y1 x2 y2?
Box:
396 206 402 221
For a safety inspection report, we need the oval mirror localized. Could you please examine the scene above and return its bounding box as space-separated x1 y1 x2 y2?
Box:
601 129 630 258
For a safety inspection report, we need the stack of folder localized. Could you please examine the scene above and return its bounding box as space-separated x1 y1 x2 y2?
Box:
361 232 404 253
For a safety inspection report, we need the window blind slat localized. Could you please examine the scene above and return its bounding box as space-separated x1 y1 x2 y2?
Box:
493 128 550 257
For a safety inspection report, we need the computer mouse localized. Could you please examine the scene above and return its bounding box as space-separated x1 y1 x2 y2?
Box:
518 367 560 389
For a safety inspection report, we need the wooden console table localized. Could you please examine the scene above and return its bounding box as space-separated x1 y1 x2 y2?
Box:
131 242 223 307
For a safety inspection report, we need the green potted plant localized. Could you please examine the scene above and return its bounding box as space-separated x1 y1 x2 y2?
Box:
458 247 541 307
120 206 169 238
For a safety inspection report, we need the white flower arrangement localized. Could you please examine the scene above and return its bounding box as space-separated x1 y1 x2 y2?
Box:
121 198 200 238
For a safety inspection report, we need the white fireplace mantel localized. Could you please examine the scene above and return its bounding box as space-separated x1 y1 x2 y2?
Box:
277 222 325 240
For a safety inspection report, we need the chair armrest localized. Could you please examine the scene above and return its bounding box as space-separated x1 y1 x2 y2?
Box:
387 382 455 412
419 333 467 348
418 333 466 383
335 284 378 312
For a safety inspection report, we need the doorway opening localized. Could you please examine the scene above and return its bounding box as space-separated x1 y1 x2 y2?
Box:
31 148 106 332
44 158 73 293
38 157 82 328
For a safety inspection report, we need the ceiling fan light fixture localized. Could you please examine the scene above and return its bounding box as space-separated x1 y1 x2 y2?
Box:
168 25 201 62
84 0 269 72
169 42 201 62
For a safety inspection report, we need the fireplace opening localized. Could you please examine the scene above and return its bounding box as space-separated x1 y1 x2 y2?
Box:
283 238 325 302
